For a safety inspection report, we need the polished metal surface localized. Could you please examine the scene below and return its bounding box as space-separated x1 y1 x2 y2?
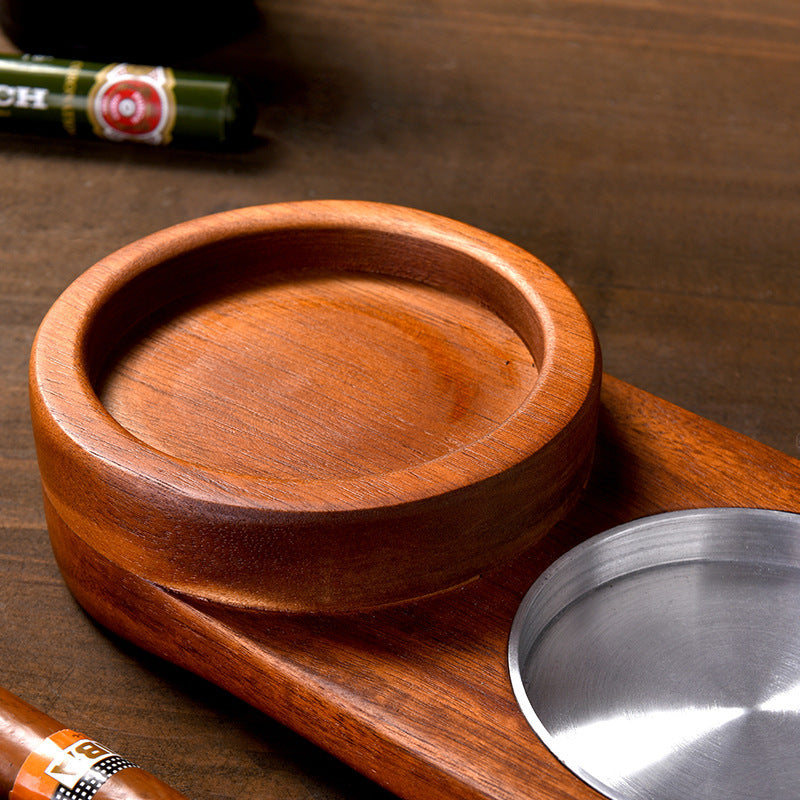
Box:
508 508 800 800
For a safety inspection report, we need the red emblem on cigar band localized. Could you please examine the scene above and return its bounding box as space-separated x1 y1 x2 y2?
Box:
88 64 177 145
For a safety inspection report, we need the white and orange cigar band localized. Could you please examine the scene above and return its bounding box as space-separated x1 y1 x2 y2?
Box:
10 729 137 800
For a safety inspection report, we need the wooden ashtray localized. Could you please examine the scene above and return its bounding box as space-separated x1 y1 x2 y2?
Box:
29 201 600 613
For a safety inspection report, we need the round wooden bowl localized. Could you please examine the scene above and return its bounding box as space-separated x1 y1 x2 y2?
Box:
30 201 601 613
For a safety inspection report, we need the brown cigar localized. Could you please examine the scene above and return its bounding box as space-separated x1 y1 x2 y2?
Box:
0 686 190 800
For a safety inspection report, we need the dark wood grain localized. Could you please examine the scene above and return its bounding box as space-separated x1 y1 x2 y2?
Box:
1 1 799 798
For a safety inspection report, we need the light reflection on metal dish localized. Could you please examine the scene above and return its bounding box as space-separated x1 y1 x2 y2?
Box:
508 508 800 800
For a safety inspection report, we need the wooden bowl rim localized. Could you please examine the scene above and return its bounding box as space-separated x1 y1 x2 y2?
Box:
32 200 598 513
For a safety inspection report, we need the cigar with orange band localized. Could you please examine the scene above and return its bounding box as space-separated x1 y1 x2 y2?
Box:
0 687 190 800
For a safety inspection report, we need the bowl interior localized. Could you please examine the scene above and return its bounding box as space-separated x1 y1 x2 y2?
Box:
90 228 541 481
509 508 800 800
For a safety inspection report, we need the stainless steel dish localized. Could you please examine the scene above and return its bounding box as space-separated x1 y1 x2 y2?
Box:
508 508 800 800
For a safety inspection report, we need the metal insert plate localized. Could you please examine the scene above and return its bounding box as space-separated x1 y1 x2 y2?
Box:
508 508 800 800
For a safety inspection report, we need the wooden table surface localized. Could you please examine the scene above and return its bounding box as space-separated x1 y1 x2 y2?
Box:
1 2 799 798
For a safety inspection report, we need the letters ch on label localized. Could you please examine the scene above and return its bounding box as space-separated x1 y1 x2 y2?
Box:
0 84 49 109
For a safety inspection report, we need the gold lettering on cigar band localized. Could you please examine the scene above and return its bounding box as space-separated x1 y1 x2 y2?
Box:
62 60 83 136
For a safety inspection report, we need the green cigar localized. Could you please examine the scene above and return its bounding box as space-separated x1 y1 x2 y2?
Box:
0 53 256 148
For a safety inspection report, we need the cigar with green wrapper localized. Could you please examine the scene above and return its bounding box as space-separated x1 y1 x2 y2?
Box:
0 53 255 148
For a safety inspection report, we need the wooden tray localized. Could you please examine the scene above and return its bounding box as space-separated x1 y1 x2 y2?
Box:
41 374 800 800
27 202 800 799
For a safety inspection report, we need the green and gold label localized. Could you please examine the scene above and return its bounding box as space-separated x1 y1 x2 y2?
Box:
0 54 251 147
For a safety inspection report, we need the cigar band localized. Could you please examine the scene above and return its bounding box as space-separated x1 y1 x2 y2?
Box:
87 63 177 145
10 729 137 800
